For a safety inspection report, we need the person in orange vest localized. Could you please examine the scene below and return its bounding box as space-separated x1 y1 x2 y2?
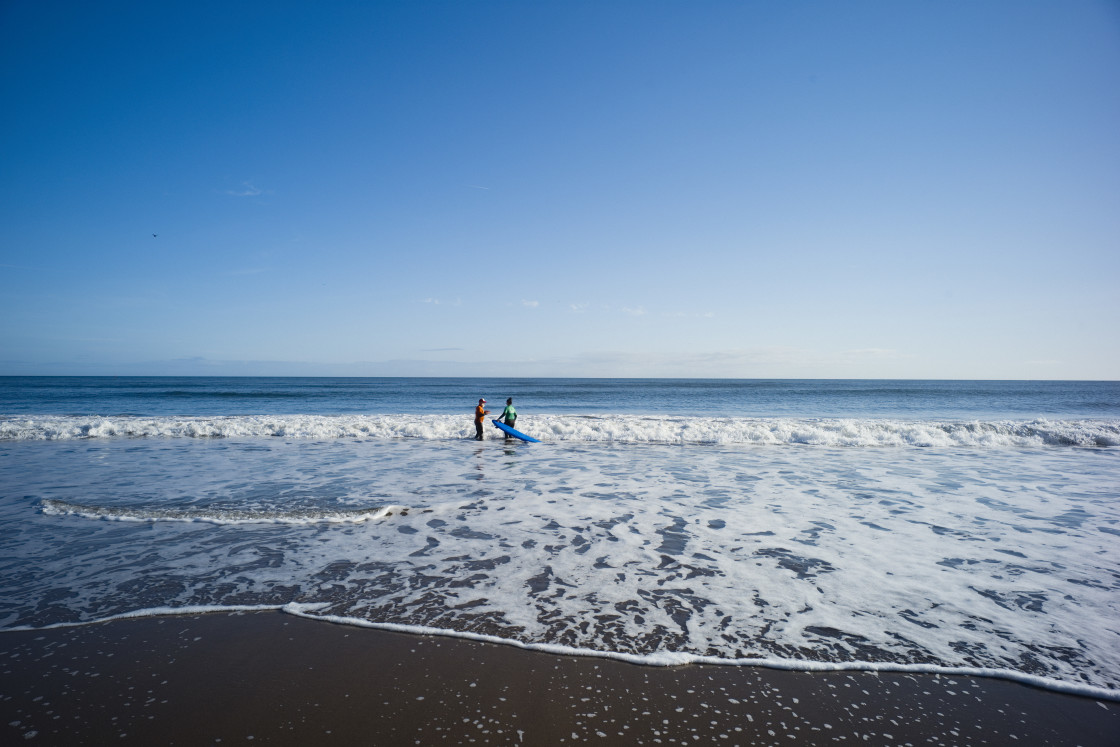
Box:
474 398 490 440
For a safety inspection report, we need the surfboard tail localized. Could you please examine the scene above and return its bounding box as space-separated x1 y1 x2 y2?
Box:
491 419 541 443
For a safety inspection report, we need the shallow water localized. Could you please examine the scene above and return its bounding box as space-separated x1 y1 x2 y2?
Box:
2 433 1117 698
3 377 1118 698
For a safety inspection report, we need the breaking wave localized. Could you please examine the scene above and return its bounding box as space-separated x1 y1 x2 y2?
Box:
2 414 1117 447
40 499 404 525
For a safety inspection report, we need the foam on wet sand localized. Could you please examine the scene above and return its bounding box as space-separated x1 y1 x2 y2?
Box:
1 611 1116 745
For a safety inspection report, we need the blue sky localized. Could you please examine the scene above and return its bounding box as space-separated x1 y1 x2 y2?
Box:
2 1 1118 378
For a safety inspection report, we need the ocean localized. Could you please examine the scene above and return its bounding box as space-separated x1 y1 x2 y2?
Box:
1 377 1118 700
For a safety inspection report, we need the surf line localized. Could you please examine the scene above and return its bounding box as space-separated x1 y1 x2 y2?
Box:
281 604 1120 703
0 604 286 632
4 603 1116 703
39 499 405 525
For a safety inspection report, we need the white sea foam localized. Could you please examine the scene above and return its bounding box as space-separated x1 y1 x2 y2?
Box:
1 414 1117 447
7 601 1118 702
3 437 1118 700
39 499 404 525
279 604 1120 703
2 604 286 632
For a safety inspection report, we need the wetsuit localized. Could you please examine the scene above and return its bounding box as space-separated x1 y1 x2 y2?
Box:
474 404 488 440
499 404 517 428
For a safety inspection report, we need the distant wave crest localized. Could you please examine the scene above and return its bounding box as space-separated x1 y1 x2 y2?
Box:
2 414 1111 443
40 499 404 525
2 414 1117 447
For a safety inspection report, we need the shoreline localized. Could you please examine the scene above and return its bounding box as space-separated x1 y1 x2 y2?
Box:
11 602 1119 703
2 611 1116 745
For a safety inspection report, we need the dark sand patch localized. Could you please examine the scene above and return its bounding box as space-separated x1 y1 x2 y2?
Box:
1 611 1115 745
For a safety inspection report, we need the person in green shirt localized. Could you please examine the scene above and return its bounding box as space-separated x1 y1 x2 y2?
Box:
498 398 517 439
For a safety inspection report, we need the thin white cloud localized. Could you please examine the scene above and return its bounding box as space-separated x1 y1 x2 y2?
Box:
622 306 646 316
225 181 264 197
522 299 539 308
467 184 490 190
420 298 440 305
570 303 589 313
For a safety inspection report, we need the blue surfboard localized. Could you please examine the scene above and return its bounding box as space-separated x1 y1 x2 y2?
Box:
491 419 540 443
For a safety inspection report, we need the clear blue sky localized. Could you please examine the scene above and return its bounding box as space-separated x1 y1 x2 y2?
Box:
2 0 1118 378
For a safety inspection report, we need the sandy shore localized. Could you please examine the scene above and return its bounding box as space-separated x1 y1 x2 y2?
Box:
1 611 1116 745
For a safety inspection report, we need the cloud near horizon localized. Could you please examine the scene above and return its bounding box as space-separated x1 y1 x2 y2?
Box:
0 346 946 379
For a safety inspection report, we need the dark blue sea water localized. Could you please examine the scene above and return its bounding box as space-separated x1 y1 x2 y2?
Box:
1 376 1117 419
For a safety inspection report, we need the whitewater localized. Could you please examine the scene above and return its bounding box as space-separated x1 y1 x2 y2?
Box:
1 378 1118 701
2 413 1117 447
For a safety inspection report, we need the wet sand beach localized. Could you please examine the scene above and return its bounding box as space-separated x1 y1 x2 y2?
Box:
1 611 1116 745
